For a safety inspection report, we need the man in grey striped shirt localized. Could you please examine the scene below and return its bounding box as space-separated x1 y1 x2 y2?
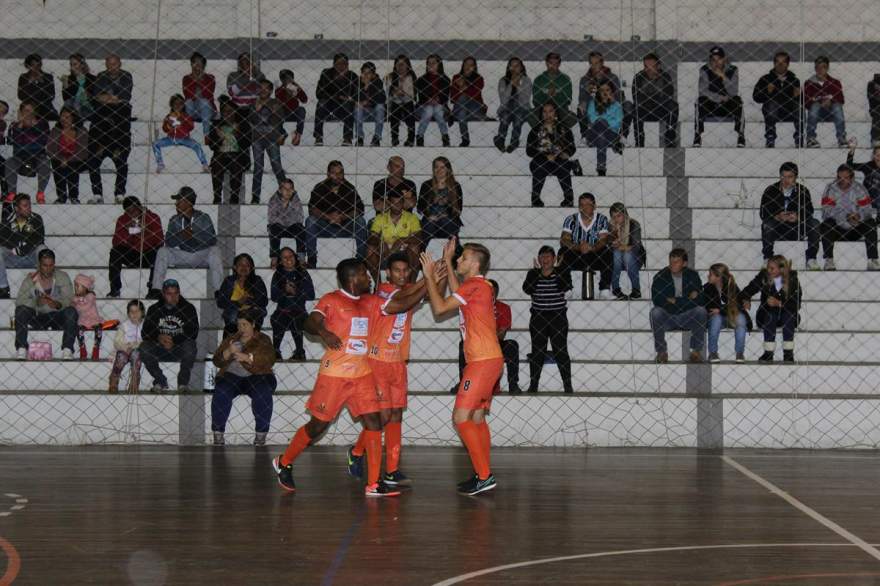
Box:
558 192 613 299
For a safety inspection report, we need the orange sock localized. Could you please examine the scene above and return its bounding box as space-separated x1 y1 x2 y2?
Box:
364 430 383 485
280 426 311 466
351 429 367 457
384 422 402 473
457 421 490 480
477 420 491 470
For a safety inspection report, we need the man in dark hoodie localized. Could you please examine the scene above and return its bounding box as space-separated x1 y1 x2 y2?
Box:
753 51 803 148
694 46 744 148
313 53 359 146
140 278 200 392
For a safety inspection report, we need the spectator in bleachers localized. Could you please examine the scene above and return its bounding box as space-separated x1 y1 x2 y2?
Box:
752 51 803 148
13 248 76 360
739 255 801 363
451 57 486 148
313 53 358 147
268 178 305 268
108 196 163 298
558 192 612 299
804 56 847 148
182 52 216 136
149 186 223 298
46 107 88 204
418 156 462 246
530 52 576 128
759 162 819 268
275 69 307 146
61 54 95 121
609 201 644 300
522 245 573 394
72 273 103 361
694 46 745 148
5 101 50 204
385 54 417 147
0 194 46 299
109 299 144 393
0 101 9 195
847 143 880 210
494 57 531 153
17 54 57 122
585 81 624 177
650 248 706 363
868 74 880 147
354 62 386 147
226 53 264 109
415 54 451 147
152 94 209 174
249 79 286 205
208 99 251 204
365 188 422 280
270 246 314 361
140 278 199 392
88 54 132 205
373 156 417 214
216 253 268 337
527 102 581 207
703 263 750 363
577 51 632 145
632 52 678 148
819 164 879 271
304 161 367 268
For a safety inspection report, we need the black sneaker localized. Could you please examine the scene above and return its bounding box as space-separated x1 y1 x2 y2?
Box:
290 349 306 362
347 446 364 478
370 136 381 147
759 351 774 363
314 136 323 146
459 138 470 148
391 136 400 147
356 138 364 147
383 470 412 487
508 383 522 394
571 160 584 177
612 289 628 300
459 474 497 496
783 350 794 363
693 134 702 147
107 289 121 298
629 290 641 299
0 287 10 299
441 134 450 147
457 474 477 491
493 135 505 152
506 141 519 153
272 456 296 492
416 136 424 147
612 138 624 155
737 134 746 148
531 198 545 208
365 481 401 497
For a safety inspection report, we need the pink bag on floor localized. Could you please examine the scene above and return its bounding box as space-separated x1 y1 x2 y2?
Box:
27 341 53 361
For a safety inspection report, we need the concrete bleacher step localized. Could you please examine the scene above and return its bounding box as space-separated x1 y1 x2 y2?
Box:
697 239 877 271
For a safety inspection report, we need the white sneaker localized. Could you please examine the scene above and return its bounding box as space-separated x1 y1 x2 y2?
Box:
597 289 614 300
823 258 836 271
114 195 124 204
806 259 820 270
61 349 73 360
868 259 880 271
16 348 27 360
88 196 104 205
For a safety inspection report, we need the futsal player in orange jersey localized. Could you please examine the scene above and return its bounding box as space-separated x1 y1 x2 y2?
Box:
420 239 503 495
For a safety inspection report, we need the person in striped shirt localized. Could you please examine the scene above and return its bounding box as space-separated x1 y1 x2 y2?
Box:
558 192 613 299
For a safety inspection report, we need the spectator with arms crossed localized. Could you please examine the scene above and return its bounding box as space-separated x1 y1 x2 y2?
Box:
649 248 706 363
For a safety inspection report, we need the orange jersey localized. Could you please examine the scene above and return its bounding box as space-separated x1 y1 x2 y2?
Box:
363 282 414 363
453 276 503 363
312 289 371 379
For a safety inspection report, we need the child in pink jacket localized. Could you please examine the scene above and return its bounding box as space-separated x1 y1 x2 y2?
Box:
73 274 103 360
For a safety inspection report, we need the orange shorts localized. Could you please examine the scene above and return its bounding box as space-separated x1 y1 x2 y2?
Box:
306 374 380 422
369 359 408 409
454 358 504 411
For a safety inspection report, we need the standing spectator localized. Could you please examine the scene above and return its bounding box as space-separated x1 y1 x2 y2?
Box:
867 73 880 147
694 46 745 148
215 253 268 336
385 55 417 147
152 94 209 174
17 54 57 122
526 102 581 207
46 107 89 204
149 187 224 298
632 53 678 148
804 56 847 148
703 263 750 363
365 189 422 279
752 51 803 148
61 54 95 121
108 196 163 298
585 82 624 176
608 201 644 299
415 54 451 147
182 52 216 136
268 178 305 267
313 53 358 146
354 62 386 147
759 162 819 267
275 69 307 146
304 161 367 268
109 299 144 393
372 156 417 214
494 57 532 153
451 57 486 147
649 248 706 363
88 54 132 204
819 164 879 271
13 248 76 360
249 79 286 204
4 102 50 204
739 256 801 363
847 143 880 210
0 193 46 298
0 101 8 196
577 51 632 144
522 245 573 393
270 246 314 361
558 192 612 298
530 52 577 128
207 99 251 204
72 273 103 361
418 156 463 246
226 53 264 108
140 279 199 392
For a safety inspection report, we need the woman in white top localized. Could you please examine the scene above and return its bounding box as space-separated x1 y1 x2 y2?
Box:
109 299 144 393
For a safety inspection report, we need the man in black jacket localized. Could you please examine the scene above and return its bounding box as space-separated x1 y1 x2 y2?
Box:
313 53 358 146
140 279 200 392
759 162 820 268
753 51 803 148
0 193 46 298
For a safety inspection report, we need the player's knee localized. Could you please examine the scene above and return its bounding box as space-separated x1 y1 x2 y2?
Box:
305 418 328 439
361 412 383 431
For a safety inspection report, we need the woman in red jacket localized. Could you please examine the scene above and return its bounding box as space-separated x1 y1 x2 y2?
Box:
451 56 486 147
182 52 216 135
152 94 209 173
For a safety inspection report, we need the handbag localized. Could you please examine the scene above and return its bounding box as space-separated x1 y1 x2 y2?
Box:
27 341 52 360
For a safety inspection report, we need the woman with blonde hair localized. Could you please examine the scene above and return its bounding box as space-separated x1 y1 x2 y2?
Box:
738 255 801 362
417 156 462 246
608 202 644 299
703 263 751 362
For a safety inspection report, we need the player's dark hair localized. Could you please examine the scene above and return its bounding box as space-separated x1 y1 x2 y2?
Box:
462 243 491 275
669 248 688 262
386 252 410 269
488 279 500 298
336 258 364 289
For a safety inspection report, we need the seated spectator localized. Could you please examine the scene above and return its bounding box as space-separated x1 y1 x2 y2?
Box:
46 107 88 204
559 192 612 299
703 263 750 363
385 55 417 146
650 248 706 363
275 69 307 146
868 73 880 147
207 99 251 204
270 247 315 361
210 309 277 446
61 53 95 121
248 79 286 204
88 54 132 204
268 178 305 267
373 156 417 214
149 187 224 297
847 143 880 210
0 193 46 298
451 57 486 147
694 46 745 148
5 102 50 204
366 189 422 279
153 94 209 174
355 62 386 147
494 57 532 153
216 253 268 336
804 56 847 148
13 248 76 360
418 156 462 246
752 51 802 148
608 201 644 299
820 164 878 271
577 51 632 144
226 53 264 109
415 54 451 147
632 52 678 148
739 255 801 363
0 101 7 195
108 196 163 298
18 54 58 122
585 82 624 176
529 52 577 128
140 279 199 392
526 102 581 207
182 51 216 136
313 53 358 146
304 161 367 268
73 273 103 360
760 162 819 267
109 299 144 393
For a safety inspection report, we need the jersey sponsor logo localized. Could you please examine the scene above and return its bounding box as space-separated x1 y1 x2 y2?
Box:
346 339 368 355
350 317 369 337
388 313 407 344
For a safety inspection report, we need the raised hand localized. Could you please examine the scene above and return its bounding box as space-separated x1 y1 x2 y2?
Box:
420 251 436 277
442 236 457 262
